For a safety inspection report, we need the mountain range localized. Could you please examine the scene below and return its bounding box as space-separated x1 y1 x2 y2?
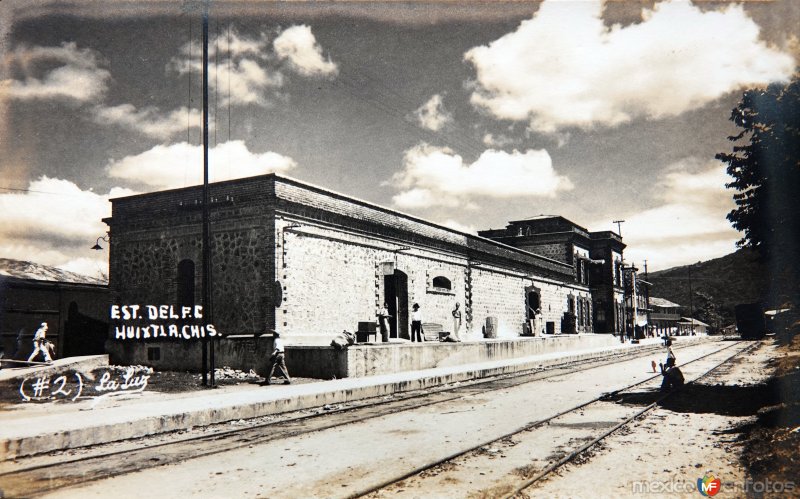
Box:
647 248 769 328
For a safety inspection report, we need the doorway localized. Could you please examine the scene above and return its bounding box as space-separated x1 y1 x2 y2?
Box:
384 270 409 339
526 290 541 320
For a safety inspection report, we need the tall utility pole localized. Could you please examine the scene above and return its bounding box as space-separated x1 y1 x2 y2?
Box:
612 219 625 237
644 259 651 337
613 219 626 342
201 1 215 387
688 266 694 336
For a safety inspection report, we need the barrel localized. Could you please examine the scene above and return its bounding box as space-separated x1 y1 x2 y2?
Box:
484 316 498 338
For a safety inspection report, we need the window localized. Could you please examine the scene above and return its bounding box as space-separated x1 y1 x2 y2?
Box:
432 276 452 290
177 259 195 308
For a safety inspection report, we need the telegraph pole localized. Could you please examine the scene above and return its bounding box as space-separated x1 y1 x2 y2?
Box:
644 259 651 337
201 0 215 387
688 266 694 336
612 219 625 237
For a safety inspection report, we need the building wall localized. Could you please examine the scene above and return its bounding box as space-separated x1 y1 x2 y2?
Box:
275 216 584 343
108 180 277 338
279 225 384 337
469 267 527 338
276 218 476 341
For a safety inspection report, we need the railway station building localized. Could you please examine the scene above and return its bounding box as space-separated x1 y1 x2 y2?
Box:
103 174 628 375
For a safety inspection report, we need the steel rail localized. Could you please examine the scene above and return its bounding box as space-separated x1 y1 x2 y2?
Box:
0 340 727 497
347 340 749 499
504 341 758 498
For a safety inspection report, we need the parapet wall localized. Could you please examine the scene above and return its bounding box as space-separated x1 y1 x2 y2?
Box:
287 334 621 379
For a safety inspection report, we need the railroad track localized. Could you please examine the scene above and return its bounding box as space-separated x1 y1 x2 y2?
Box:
354 340 757 499
0 338 732 497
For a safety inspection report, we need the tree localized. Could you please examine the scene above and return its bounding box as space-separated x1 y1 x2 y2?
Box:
717 77 800 307
693 290 724 333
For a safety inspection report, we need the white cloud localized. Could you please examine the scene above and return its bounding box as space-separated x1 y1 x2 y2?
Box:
465 0 795 133
170 30 284 106
596 159 740 270
93 104 203 140
167 25 337 106
441 219 476 235
106 140 297 190
414 94 452 132
0 177 132 279
1 42 110 102
273 25 338 77
482 133 516 148
391 143 573 209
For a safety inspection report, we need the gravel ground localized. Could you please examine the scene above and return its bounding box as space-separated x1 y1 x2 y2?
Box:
529 336 800 498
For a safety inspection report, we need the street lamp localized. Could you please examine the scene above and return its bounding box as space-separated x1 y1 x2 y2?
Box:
91 235 109 250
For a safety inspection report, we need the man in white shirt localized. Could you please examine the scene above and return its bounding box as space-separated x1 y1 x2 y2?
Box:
377 303 391 342
451 302 462 341
411 303 423 342
27 322 52 363
263 330 291 385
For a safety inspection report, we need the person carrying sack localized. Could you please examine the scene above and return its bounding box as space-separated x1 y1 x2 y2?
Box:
27 322 53 363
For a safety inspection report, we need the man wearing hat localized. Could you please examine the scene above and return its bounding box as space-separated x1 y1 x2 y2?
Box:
28 322 53 363
262 330 291 385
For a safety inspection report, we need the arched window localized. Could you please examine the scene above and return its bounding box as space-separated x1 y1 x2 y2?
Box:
432 276 451 290
177 259 195 308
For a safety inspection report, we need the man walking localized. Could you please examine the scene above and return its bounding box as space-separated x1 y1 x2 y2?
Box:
27 322 52 363
262 330 291 385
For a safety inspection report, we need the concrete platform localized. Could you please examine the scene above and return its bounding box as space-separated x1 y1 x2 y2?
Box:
0 336 717 460
289 334 621 378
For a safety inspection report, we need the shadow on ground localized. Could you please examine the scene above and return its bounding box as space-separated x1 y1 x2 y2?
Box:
612 367 798 422
614 334 800 496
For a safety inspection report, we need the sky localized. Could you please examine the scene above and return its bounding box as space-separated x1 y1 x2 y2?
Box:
1 0 798 279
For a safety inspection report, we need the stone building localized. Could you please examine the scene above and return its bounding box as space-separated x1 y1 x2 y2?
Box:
103 175 620 369
478 216 627 335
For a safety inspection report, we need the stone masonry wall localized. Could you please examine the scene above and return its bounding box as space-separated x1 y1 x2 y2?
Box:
107 176 278 343
468 268 528 338
109 219 274 337
276 219 469 341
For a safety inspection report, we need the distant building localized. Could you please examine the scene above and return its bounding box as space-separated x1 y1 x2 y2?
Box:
0 259 109 359
478 216 627 335
623 265 651 338
678 317 709 335
649 297 681 336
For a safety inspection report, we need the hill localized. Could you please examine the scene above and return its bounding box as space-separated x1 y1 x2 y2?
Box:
647 248 768 329
0 258 106 285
